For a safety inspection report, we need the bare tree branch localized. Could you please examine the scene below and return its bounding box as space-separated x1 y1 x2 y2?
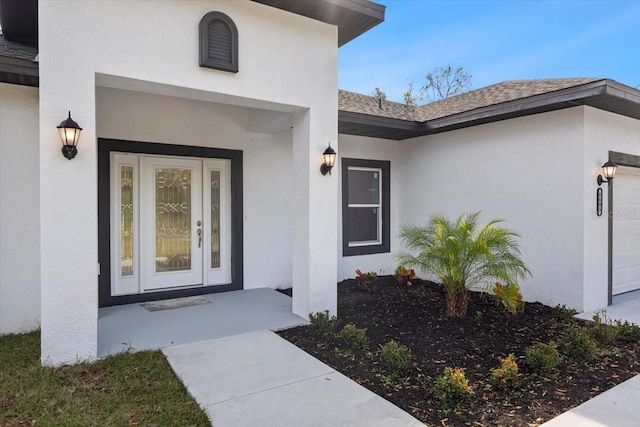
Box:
421 65 472 103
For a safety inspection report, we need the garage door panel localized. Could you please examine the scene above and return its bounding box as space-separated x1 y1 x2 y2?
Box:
612 166 640 296
626 266 640 283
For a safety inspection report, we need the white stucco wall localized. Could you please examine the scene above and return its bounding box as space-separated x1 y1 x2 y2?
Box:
0 83 41 334
398 108 586 310
40 0 337 364
582 106 640 311
245 130 294 288
337 134 402 280
96 87 294 289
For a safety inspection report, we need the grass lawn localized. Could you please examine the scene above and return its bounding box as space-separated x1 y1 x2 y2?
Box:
0 330 209 426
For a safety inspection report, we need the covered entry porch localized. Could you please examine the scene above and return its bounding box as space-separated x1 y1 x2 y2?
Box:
40 71 338 365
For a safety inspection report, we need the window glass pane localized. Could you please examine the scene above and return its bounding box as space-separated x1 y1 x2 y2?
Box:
348 207 379 243
120 166 134 276
348 169 380 204
155 168 192 272
211 170 221 269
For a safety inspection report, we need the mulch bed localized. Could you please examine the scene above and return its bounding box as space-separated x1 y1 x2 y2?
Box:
277 277 640 426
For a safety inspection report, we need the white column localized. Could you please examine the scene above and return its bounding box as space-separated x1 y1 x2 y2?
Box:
39 2 98 364
0 84 41 334
291 106 338 318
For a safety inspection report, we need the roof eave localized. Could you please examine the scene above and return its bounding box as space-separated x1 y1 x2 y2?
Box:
251 0 385 46
338 80 640 140
0 55 38 87
338 110 427 140
427 79 640 133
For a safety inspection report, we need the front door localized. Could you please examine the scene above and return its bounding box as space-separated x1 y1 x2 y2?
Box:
141 157 203 290
110 153 231 296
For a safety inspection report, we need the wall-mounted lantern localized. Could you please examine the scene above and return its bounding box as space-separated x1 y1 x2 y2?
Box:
597 160 618 186
320 143 336 175
57 111 82 160
596 160 617 217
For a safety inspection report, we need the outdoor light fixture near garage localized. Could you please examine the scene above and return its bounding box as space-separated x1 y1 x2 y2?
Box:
320 142 337 175
596 160 618 217
597 160 618 186
57 111 82 160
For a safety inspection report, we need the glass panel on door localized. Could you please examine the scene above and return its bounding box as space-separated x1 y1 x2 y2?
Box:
155 168 192 273
211 170 221 269
204 158 231 285
141 157 202 291
120 165 134 276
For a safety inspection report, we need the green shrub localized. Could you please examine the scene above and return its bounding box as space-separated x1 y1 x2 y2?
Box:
551 304 577 324
589 311 618 346
487 354 519 393
491 282 524 314
560 328 598 363
380 340 413 375
434 367 474 412
525 342 562 376
308 310 338 337
339 323 369 352
615 320 640 344
397 212 530 318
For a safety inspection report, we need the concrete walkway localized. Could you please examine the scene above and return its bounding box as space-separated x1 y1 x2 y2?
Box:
163 330 425 427
541 375 640 427
575 298 640 326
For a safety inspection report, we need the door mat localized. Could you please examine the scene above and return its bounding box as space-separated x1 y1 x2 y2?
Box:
141 296 211 312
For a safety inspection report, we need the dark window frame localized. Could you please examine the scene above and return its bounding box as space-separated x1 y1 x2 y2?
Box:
199 11 239 73
342 158 390 256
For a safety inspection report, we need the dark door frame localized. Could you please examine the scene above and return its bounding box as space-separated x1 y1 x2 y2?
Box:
97 138 244 307
607 151 640 305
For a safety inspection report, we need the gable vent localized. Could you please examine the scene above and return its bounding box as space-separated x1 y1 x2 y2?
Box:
200 12 238 73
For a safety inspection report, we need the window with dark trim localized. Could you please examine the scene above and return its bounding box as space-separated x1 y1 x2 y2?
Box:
342 158 390 256
199 11 238 73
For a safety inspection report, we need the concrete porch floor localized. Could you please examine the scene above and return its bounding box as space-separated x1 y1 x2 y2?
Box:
98 288 307 357
576 297 640 326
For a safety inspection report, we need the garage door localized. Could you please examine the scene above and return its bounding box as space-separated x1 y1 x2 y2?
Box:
612 166 640 296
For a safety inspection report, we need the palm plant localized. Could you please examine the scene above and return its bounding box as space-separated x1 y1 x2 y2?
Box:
397 212 530 317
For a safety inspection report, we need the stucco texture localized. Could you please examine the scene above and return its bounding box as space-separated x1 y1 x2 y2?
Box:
403 108 586 309
346 108 589 310
39 0 338 364
0 83 40 334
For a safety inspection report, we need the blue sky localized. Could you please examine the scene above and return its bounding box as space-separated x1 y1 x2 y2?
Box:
338 0 640 103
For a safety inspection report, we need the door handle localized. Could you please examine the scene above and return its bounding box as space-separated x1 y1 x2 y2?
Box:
197 228 202 248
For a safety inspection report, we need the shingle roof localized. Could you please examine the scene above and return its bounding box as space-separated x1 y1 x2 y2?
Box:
339 78 640 140
338 90 415 120
339 78 605 123
416 78 604 121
